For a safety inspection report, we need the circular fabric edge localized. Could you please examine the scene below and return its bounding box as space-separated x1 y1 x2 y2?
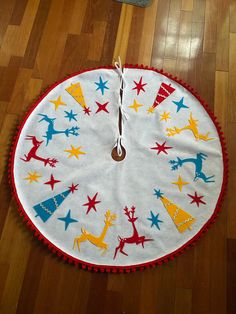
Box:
8 64 229 273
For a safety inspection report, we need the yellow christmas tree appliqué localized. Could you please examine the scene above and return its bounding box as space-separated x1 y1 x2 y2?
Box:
154 189 196 233
66 82 88 109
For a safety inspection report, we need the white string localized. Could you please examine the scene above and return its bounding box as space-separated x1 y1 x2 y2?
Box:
114 56 126 90
114 56 129 121
116 134 123 157
113 57 128 157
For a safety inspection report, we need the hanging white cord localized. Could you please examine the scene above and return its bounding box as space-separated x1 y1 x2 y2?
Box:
116 134 123 157
113 57 128 156
114 57 129 120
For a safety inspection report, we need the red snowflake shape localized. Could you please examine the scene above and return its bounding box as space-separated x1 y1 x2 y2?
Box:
151 141 173 155
132 77 147 95
83 107 91 115
95 101 109 114
83 192 101 214
188 192 206 207
68 183 79 194
44 174 61 190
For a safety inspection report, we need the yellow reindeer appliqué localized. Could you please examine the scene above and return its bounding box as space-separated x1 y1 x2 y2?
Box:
73 210 116 254
166 113 214 141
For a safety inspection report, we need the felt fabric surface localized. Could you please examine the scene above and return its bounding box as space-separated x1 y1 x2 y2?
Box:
10 65 226 271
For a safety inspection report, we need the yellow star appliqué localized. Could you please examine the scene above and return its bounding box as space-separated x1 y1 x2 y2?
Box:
24 171 42 183
160 111 171 122
172 175 189 192
129 99 143 112
64 145 86 159
147 106 155 114
49 95 66 110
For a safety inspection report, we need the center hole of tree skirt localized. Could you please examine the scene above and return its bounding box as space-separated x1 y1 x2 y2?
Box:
111 146 126 161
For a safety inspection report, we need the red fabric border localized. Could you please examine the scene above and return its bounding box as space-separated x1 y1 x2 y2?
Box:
8 64 229 273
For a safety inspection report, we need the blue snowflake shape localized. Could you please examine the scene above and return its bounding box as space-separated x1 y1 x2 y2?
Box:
64 110 78 122
147 211 163 230
172 97 189 112
95 76 109 95
154 189 164 199
58 210 78 230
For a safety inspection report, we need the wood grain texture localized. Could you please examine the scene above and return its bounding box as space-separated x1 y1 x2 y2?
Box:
0 0 235 313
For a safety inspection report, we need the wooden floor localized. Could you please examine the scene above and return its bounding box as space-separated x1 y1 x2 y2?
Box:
0 0 235 313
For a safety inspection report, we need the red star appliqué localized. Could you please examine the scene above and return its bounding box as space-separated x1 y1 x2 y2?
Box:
188 192 206 207
68 183 79 193
132 77 147 95
83 192 101 214
95 101 109 114
44 174 61 190
151 141 173 155
83 106 91 115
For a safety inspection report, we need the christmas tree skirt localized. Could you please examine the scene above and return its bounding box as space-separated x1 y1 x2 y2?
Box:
10 65 227 272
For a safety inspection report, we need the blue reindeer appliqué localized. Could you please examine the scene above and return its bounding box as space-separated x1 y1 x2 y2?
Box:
38 114 79 145
169 153 215 183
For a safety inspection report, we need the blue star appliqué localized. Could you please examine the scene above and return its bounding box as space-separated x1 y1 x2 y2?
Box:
95 76 109 95
147 211 163 230
64 110 78 122
58 210 78 230
172 97 189 112
154 189 164 199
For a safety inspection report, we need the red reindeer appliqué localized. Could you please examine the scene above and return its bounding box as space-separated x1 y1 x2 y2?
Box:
114 206 153 259
20 135 58 168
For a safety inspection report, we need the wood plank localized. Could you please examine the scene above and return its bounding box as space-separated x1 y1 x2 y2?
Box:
181 0 193 11
164 0 181 59
209 213 227 314
0 0 16 46
0 202 31 313
0 56 22 102
230 0 236 33
198 52 216 109
0 0 40 67
174 288 192 314
85 274 108 314
216 0 229 71
203 0 217 53
163 58 177 74
58 33 90 78
227 238 236 314
113 4 134 62
138 269 161 314
126 6 145 63
87 21 107 62
191 237 211 314
229 33 236 122
7 68 32 114
16 243 45 314
137 0 159 65
0 113 18 182
22 0 51 69
192 0 205 23
33 0 68 83
226 136 236 238
214 71 228 131
9 0 28 26
68 0 88 35
100 1 122 65
176 11 192 81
